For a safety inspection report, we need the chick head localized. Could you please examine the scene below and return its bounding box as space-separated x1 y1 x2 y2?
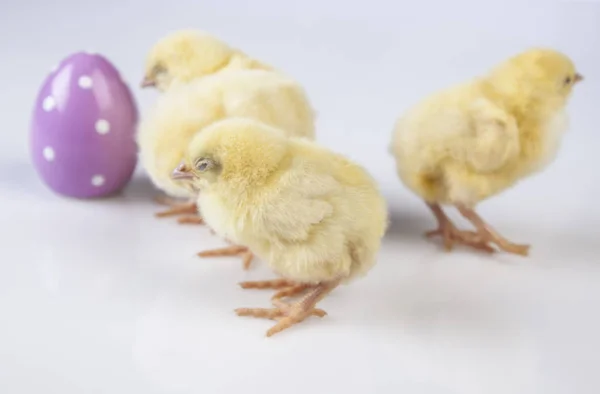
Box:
488 48 583 109
142 29 235 91
172 118 289 191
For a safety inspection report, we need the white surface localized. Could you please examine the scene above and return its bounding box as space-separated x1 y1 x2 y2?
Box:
1 2 600 393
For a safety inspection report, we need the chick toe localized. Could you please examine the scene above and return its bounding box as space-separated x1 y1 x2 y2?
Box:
153 195 180 206
238 279 298 290
271 284 312 300
234 302 326 321
241 251 254 270
424 226 456 251
197 245 255 269
271 298 327 318
154 195 198 218
177 215 205 224
235 307 286 319
266 306 325 337
457 205 530 256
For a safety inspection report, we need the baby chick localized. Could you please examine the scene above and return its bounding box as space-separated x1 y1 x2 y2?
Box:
173 118 388 337
137 68 316 267
141 29 272 92
390 48 582 256
139 28 289 222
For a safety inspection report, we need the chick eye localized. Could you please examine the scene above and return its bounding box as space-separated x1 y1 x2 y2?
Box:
195 159 211 172
564 76 572 85
152 64 167 75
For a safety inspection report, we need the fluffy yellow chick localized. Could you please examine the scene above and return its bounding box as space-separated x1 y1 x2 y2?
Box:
137 68 316 267
172 118 388 337
390 48 583 256
141 29 272 91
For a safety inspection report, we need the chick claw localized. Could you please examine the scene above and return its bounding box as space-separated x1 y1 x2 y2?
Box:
235 298 327 337
197 245 255 270
425 224 496 254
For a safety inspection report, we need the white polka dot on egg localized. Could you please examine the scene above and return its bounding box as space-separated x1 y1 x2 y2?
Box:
42 96 56 112
43 146 55 162
78 75 93 89
95 119 110 135
91 175 105 187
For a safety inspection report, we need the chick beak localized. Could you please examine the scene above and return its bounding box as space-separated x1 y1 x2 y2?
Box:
574 73 584 83
140 77 156 88
171 162 194 181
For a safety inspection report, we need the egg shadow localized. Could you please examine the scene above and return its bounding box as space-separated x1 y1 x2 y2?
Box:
0 158 50 198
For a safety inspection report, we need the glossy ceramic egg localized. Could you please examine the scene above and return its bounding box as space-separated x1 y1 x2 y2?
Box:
30 52 139 198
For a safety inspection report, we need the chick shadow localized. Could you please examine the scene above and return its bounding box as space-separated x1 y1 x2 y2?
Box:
384 203 433 241
533 227 600 268
344 273 518 342
120 172 159 203
348 207 525 338
383 202 455 258
0 158 158 206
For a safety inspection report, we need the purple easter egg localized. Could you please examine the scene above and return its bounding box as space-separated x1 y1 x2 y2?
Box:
30 51 139 198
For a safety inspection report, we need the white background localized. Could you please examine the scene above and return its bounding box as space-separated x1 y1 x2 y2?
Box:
1 1 600 393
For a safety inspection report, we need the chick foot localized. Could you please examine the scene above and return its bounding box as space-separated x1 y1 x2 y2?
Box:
456 204 530 256
235 299 327 322
197 245 255 270
425 223 495 253
154 196 203 224
425 202 495 253
235 281 339 337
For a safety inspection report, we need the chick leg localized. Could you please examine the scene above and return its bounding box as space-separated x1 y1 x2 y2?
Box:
154 195 204 224
197 245 255 270
424 202 495 253
235 280 339 337
456 204 530 256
